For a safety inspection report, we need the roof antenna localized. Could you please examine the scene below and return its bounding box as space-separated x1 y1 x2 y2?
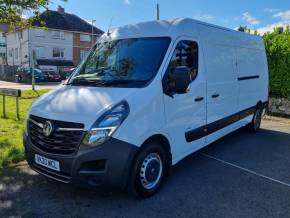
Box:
107 18 113 36
156 3 160 20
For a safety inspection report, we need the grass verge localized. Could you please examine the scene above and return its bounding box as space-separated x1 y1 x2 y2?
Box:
0 89 50 168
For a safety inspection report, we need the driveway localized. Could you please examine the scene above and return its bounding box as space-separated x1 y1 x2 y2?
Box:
1 118 290 218
0 80 60 90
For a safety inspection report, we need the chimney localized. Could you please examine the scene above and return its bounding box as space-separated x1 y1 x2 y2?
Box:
57 5 65 14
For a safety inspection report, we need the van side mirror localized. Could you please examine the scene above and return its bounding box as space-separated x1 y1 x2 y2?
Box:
163 66 191 97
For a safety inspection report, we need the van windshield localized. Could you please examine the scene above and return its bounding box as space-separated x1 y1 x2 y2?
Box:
69 37 171 87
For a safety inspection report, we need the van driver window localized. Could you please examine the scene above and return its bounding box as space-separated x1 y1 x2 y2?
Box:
168 40 198 81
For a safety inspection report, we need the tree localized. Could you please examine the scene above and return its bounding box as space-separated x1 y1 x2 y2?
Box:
0 0 67 30
238 25 252 33
238 26 246 32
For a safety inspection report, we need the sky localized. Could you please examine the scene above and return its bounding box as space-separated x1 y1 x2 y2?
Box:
47 0 290 34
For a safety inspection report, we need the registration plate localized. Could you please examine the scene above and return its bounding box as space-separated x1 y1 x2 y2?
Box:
35 154 60 172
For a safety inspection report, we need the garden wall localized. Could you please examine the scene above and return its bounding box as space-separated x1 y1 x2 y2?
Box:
269 97 290 117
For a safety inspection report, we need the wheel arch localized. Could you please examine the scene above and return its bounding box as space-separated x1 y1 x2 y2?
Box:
126 134 173 194
256 100 263 108
139 134 172 173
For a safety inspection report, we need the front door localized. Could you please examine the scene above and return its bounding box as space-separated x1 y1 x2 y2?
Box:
163 38 206 163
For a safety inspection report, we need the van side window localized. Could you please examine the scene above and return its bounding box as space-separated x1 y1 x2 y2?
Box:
168 40 198 81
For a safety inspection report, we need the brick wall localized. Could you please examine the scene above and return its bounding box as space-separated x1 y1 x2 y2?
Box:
73 33 98 66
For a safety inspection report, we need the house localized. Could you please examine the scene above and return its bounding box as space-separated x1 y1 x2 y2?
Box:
0 23 8 64
6 6 103 73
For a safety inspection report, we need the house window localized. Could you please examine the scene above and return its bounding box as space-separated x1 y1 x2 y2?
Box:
35 47 45 58
0 52 5 57
8 49 13 57
60 31 65 39
0 43 6 47
35 29 45 37
19 30 23 39
15 48 19 59
52 30 65 39
53 47 65 58
80 34 91 42
80 50 89 60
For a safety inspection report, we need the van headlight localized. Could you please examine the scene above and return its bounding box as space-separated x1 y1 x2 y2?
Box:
81 101 130 148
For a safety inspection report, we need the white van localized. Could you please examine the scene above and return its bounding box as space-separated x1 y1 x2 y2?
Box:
24 18 268 197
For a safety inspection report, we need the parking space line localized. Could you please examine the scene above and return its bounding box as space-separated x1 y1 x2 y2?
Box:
199 152 290 188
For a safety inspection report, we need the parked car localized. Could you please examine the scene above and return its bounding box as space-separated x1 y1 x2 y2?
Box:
60 68 75 80
44 71 62 82
24 18 269 197
15 67 47 83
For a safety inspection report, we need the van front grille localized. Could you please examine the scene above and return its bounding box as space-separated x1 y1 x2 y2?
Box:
28 115 85 155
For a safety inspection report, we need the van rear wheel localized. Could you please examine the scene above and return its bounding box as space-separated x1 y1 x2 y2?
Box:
247 106 263 132
128 142 167 197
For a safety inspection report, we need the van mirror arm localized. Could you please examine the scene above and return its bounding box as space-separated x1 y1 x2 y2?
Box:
162 76 175 98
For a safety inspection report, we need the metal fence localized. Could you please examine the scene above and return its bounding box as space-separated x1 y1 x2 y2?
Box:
0 65 18 82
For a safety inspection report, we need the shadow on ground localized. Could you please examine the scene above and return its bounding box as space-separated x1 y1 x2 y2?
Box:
1 126 290 218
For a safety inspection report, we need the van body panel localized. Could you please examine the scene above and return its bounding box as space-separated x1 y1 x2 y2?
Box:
29 85 139 130
112 80 169 147
205 116 253 145
204 45 239 125
236 47 269 111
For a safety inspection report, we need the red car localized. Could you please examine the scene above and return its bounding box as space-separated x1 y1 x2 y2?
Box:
45 71 62 81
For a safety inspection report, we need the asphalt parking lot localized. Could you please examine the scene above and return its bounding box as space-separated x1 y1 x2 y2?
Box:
1 118 290 218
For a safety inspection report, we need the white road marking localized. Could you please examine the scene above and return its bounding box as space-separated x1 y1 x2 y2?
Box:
199 152 290 188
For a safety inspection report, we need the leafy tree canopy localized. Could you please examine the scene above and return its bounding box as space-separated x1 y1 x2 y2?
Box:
0 0 67 30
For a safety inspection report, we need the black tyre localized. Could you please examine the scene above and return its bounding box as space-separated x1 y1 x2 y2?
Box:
247 105 263 132
128 142 168 198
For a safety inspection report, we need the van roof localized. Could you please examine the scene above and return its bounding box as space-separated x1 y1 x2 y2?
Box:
101 18 264 50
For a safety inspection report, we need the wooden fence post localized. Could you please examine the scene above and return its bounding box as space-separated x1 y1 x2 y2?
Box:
16 96 20 120
2 95 6 118
0 89 21 120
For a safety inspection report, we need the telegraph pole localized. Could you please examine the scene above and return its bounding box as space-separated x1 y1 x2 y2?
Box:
91 20 96 47
28 28 35 90
156 3 160 20
30 50 36 90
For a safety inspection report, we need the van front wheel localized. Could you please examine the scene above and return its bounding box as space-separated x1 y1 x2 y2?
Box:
128 142 167 197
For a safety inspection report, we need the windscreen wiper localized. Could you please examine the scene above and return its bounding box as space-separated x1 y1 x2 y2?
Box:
68 78 102 85
68 78 146 87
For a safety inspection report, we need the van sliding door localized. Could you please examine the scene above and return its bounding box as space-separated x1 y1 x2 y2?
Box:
205 45 239 144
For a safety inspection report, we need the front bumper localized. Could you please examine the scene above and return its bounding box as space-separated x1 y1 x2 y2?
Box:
24 134 138 189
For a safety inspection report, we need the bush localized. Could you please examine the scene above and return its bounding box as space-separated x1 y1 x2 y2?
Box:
263 27 290 99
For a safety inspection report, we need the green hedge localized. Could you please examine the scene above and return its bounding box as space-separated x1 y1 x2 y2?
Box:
263 27 290 99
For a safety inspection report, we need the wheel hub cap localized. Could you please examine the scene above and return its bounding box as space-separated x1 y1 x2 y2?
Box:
139 153 163 190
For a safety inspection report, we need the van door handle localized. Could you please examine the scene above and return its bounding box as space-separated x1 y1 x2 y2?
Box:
212 94 220 99
195 97 204 102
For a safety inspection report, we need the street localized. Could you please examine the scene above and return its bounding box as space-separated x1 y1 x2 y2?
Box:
1 118 290 218
0 80 60 90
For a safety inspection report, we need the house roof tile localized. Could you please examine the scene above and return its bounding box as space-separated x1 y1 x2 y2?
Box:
33 10 104 35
